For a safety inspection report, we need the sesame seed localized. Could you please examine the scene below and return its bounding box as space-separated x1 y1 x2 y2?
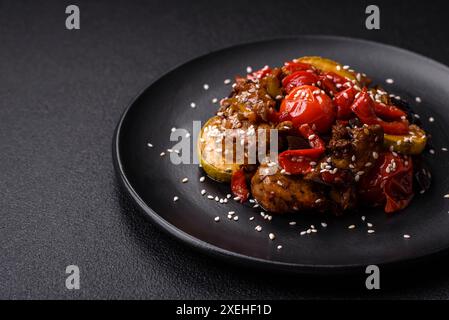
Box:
249 216 254 221
385 78 394 84
212 98 218 103
444 194 449 199
207 195 214 200
173 196 179 202
367 223 373 228
203 84 209 90
415 97 422 103
442 148 448 152
367 230 375 234
226 194 232 199
289 221 297 226
361 216 366 221
160 152 165 156
277 245 282 250
429 117 435 123
429 149 435 155
348 225 356 229
228 211 235 216
171 127 176 132
233 216 239 221
300 231 307 236
214 216 220 222
246 66 253 73
233 196 241 201
201 189 206 195
269 233 275 240
199 176 206 182
181 178 189 183
190 102 196 108
147 142 153 148
403 234 411 239
253 204 259 208
255 225 262 232
224 79 231 85
321 222 327 228
215 196 219 202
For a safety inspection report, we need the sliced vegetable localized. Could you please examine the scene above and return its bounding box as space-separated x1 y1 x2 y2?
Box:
198 116 240 182
384 125 427 155
359 152 414 213
334 86 357 119
350 89 410 135
278 124 325 175
231 168 249 202
296 56 359 83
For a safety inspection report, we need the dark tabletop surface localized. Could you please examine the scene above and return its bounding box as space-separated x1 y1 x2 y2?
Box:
2 0 449 299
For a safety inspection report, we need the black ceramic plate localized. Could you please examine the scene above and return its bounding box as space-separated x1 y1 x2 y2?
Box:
113 36 449 273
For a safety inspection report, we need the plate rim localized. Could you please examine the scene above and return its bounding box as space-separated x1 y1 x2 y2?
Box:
112 35 449 274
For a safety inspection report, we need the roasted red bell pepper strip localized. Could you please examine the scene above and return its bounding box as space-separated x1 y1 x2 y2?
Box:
359 152 414 213
278 124 325 175
373 102 407 121
247 65 272 80
350 89 409 135
334 86 357 120
298 123 326 150
282 70 319 93
231 169 249 203
318 74 338 96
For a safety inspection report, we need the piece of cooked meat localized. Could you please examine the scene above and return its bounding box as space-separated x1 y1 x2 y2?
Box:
329 185 357 212
218 72 281 124
251 164 329 214
328 123 384 175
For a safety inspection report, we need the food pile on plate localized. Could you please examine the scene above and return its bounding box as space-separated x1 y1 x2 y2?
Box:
198 57 430 215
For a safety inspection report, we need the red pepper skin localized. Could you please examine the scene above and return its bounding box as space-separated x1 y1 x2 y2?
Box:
278 124 325 175
334 87 357 120
373 102 407 121
323 71 348 87
247 66 272 80
282 71 319 93
351 90 409 135
231 169 249 203
359 152 414 213
318 74 338 96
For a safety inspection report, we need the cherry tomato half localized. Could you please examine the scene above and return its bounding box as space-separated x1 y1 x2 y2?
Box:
280 85 336 133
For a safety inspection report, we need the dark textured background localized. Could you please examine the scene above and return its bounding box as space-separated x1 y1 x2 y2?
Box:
1 0 449 299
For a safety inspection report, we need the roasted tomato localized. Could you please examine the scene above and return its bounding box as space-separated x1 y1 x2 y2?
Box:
279 85 336 133
358 152 414 213
282 71 319 93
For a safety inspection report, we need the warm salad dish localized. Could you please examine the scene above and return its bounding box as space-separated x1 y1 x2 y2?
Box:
198 56 431 215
